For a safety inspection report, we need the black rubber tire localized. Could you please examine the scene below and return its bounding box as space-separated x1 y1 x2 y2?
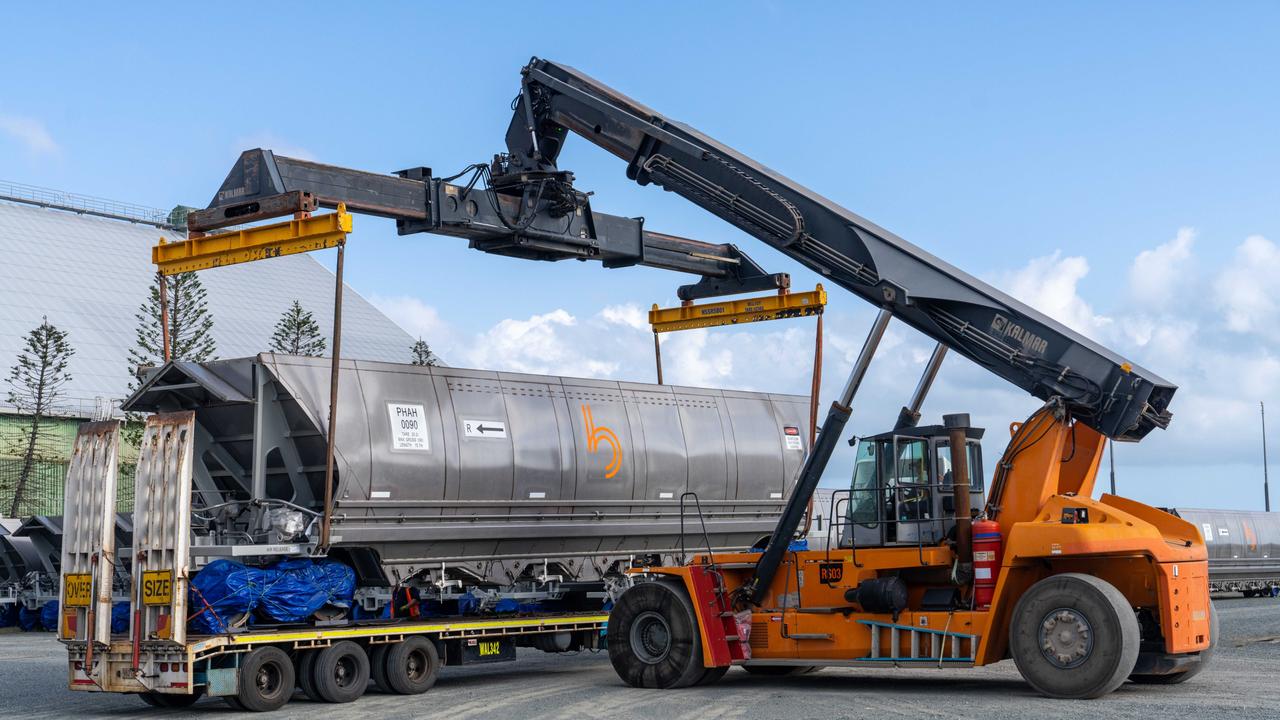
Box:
236 646 295 712
742 665 817 676
384 636 441 694
694 664 730 686
368 643 391 692
608 580 707 688
137 693 161 708
296 650 320 701
223 695 247 711
1010 573 1140 699
1129 602 1218 685
312 640 370 703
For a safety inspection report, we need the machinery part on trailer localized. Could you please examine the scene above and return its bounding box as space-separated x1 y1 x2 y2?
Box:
312 640 370 703
122 355 810 585
609 580 706 689
381 636 441 694
845 577 909 615
234 645 294 712
1169 508 1280 595
1129 602 1217 684
1009 573 1140 699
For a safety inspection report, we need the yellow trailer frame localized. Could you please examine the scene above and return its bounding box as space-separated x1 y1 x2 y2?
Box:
65 612 608 697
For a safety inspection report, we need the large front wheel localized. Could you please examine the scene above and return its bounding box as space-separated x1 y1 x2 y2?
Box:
1010 573 1139 699
608 580 708 688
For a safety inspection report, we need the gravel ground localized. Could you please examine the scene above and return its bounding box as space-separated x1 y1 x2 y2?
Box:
1 595 1276 719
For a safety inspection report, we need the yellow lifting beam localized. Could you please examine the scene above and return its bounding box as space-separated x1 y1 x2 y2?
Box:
648 284 827 333
149 204 353 552
151 205 352 276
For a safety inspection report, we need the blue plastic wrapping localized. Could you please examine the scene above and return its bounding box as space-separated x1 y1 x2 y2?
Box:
188 559 265 634
39 600 58 631
0 603 17 628
18 605 40 631
188 558 356 632
111 601 130 633
258 559 355 623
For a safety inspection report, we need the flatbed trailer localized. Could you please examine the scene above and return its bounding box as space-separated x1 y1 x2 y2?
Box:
57 417 616 711
64 612 608 709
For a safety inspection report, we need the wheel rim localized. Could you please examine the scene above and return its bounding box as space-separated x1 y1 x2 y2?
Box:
1038 607 1094 669
630 610 673 664
334 655 357 689
256 661 283 699
406 648 428 682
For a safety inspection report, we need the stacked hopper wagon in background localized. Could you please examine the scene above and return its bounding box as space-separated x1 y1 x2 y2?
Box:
123 353 811 615
0 515 132 629
1172 508 1280 597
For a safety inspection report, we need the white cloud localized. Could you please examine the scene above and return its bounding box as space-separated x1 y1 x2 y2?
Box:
998 251 1111 337
465 309 621 378
231 132 315 162
369 294 445 340
0 113 59 155
1129 227 1194 309
1214 234 1280 337
599 303 649 331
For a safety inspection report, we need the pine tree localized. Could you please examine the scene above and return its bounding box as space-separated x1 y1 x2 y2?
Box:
410 338 438 366
269 300 327 356
127 272 216 385
5 317 75 516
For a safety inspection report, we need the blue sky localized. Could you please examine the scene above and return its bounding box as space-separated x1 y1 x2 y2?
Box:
2 2 1277 510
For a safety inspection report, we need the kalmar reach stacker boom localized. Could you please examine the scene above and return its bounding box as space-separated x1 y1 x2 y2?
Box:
102 58 1208 704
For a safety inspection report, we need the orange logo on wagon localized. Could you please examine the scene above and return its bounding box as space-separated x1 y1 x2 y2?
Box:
581 403 622 479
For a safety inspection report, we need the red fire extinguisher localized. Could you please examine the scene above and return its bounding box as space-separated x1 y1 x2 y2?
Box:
972 519 1002 609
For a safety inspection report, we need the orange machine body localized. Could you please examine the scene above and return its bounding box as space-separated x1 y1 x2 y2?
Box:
637 412 1211 670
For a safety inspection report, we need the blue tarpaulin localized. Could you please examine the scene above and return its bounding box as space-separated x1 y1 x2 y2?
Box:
111 601 130 633
188 558 356 633
39 600 57 631
18 605 40 631
0 604 17 628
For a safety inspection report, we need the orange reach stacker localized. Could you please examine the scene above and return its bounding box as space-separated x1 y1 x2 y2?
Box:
64 57 1209 708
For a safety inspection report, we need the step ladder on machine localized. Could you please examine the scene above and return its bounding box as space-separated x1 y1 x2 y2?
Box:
858 619 977 666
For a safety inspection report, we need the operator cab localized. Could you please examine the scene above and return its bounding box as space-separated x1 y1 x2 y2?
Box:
843 424 984 548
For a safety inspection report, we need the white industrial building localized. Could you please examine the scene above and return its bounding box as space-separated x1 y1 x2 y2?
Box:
0 181 417 419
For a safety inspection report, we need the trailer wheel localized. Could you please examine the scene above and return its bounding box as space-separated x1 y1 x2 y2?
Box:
296 651 320 700
368 643 391 692
312 640 369 703
383 637 441 694
1010 573 1139 699
235 646 295 712
1130 602 1218 685
608 580 706 688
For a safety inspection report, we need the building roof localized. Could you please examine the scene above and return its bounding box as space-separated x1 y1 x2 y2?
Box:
0 199 416 418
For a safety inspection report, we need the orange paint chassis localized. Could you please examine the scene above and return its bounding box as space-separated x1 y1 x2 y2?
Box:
615 412 1212 697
